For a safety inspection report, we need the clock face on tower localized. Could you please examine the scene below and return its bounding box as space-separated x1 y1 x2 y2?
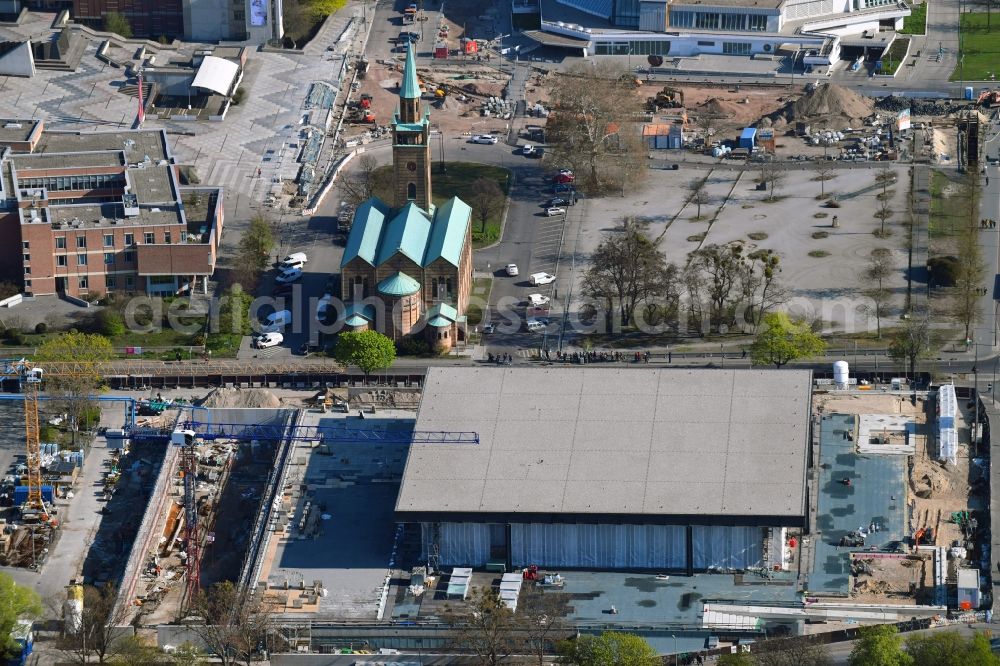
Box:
407 161 417 172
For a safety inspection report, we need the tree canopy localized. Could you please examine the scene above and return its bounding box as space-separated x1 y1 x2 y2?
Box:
235 215 275 289
581 222 677 328
558 631 659 666
333 330 396 375
849 625 912 666
0 573 41 660
750 312 825 368
103 11 133 39
905 630 999 666
887 316 933 378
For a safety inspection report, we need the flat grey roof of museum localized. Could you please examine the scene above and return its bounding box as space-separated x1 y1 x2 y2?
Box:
32 130 169 163
395 367 812 521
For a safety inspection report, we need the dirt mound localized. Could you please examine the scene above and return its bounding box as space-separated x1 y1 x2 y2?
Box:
699 97 744 118
773 83 874 126
198 387 282 409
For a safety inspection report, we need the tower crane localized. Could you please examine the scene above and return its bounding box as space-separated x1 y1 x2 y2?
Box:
0 359 46 514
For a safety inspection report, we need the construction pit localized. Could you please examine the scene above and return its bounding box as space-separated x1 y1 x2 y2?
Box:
809 386 987 611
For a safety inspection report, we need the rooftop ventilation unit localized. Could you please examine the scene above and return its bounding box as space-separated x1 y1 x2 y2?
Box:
123 193 139 217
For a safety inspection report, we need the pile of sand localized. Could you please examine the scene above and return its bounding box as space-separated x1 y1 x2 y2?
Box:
198 387 282 408
699 97 744 118
772 83 874 126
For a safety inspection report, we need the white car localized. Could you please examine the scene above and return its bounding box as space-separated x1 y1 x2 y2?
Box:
522 144 534 155
280 252 308 270
526 318 549 332
529 272 556 286
505 263 519 277
470 135 498 144
275 267 302 283
252 332 283 349
527 293 550 307
546 207 566 216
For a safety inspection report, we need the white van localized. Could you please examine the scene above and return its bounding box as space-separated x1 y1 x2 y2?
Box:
280 252 308 270
261 309 292 332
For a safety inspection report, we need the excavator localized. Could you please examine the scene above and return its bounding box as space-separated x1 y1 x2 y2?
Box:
977 89 1000 108
646 86 685 111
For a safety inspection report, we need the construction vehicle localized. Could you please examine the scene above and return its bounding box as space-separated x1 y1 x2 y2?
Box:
358 94 373 109
403 3 417 23
646 86 684 111
978 89 1000 108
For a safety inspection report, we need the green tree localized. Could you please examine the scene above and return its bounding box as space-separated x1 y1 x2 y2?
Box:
0 573 42 660
98 309 127 337
103 11 133 38
888 316 933 379
750 312 825 368
557 631 659 666
236 215 275 290
849 625 912 666
35 332 115 445
905 630 999 666
334 330 396 376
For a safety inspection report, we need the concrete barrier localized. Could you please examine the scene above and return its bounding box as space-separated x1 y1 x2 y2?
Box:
0 294 22 308
60 293 90 308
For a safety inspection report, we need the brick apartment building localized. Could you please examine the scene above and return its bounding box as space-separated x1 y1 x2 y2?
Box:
0 121 224 298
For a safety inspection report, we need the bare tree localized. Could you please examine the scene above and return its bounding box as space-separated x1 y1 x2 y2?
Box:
547 64 646 196
59 583 131 664
860 248 893 338
759 165 786 202
954 222 986 341
888 316 934 379
738 249 786 332
444 587 520 666
339 154 382 206
691 243 747 331
688 178 710 219
581 220 678 327
814 162 834 198
517 587 572 666
470 177 505 234
186 582 274 666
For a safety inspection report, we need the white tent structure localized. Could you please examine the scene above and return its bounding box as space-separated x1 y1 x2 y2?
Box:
937 384 958 465
191 56 239 96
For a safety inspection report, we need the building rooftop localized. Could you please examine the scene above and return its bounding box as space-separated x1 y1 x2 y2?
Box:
396 368 812 524
0 119 41 144
11 151 124 170
128 165 177 204
33 130 170 163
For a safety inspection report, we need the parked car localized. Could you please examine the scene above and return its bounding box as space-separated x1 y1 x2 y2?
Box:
275 267 302 283
521 144 535 155
482 323 495 334
529 272 556 286
470 135 499 144
546 207 566 216
280 252 307 270
546 197 569 207
528 293 550 307
253 332 284 349
261 309 292 332
505 263 519 277
526 318 549 332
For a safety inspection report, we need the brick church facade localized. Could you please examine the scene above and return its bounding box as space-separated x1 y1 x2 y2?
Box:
338 44 473 352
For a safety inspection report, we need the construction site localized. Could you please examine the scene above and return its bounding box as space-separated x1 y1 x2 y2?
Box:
808 371 989 614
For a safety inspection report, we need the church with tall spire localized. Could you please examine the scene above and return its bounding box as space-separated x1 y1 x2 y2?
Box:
338 43 473 352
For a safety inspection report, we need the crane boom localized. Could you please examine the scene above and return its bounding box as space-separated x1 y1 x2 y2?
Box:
22 376 42 512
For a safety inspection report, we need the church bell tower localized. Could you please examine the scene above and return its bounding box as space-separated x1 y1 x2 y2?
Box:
392 43 432 211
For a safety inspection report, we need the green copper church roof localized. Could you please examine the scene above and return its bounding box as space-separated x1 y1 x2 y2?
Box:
400 43 421 100
376 202 431 266
341 198 390 268
425 302 459 327
377 271 421 297
423 196 472 267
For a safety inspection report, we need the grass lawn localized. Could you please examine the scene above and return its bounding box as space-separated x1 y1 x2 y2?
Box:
900 1 927 34
373 162 512 247
929 169 969 237
951 13 1000 81
880 37 909 75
